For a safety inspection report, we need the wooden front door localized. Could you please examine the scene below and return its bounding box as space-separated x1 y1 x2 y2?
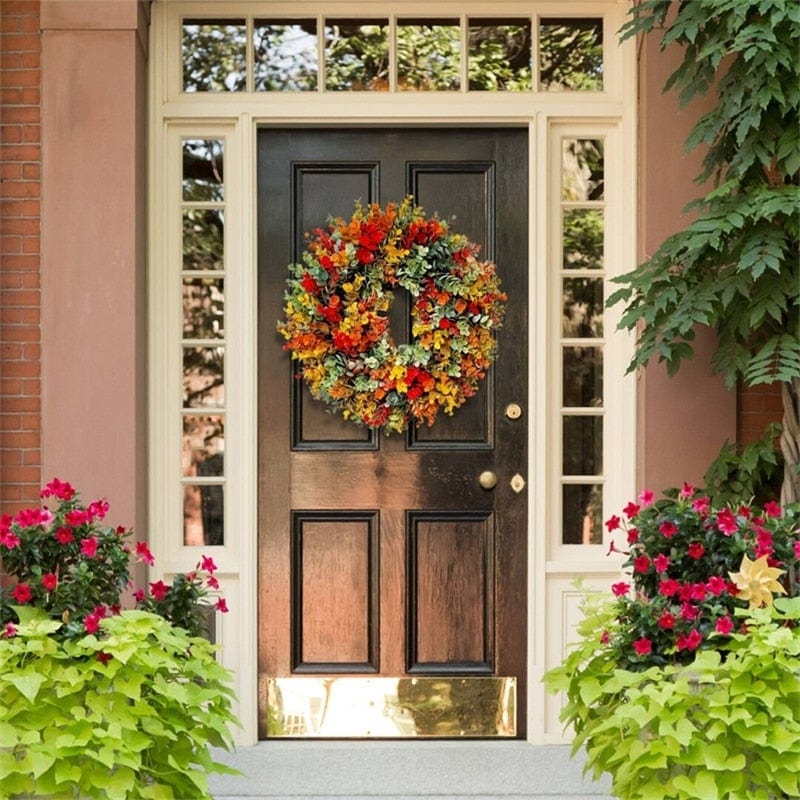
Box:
258 128 528 738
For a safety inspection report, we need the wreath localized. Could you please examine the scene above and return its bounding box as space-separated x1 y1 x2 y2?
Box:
277 197 507 433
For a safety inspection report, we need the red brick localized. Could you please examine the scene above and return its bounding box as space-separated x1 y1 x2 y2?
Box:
2 254 39 269
0 343 22 359
0 198 23 216
2 396 39 414
1 34 41 53
1 431 40 449
21 162 39 179
0 236 22 254
1 449 22 466
1 106 39 124
1 358 39 375
0 379 23 396
21 236 39 253
0 466 40 485
1 2 40 14
21 199 39 216
7 68 39 87
22 449 40 466
20 272 40 287
0 126 22 144
0 161 23 179
21 343 39 359
0 179 39 197
0 415 22 431
21 380 40 396
0 144 40 162
1 289 39 305
1 218 38 236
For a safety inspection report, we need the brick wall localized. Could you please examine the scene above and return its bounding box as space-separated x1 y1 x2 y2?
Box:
0 0 42 512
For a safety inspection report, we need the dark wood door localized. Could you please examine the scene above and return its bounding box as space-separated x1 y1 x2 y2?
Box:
258 128 528 737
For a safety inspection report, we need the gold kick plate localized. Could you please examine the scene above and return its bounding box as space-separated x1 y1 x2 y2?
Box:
266 676 516 738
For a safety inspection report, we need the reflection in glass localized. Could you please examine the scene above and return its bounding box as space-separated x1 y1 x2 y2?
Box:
562 139 604 201
184 483 224 546
562 415 602 474
183 346 224 408
563 277 603 336
562 484 602 545
183 278 225 339
468 20 532 90
182 139 223 201
325 20 389 91
540 19 603 91
562 209 604 270
182 20 247 92
183 209 224 271
182 415 224 477
397 20 460 91
254 19 318 91
563 347 603 407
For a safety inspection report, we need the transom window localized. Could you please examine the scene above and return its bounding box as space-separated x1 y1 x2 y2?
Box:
181 15 603 93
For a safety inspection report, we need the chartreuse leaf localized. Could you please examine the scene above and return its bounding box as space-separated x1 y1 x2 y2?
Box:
6 672 46 702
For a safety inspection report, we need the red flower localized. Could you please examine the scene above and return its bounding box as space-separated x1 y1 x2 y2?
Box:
706 576 727 596
794 540 800 560
676 629 702 651
40 478 76 501
658 578 680 597
54 526 74 545
657 612 676 630
83 613 100 634
87 499 109 521
215 597 229 613
715 616 734 635
604 515 621 532
11 583 32 604
201 555 218 574
691 496 710 515
638 489 655 507
136 541 155 566
680 602 700 622
632 637 652 655
622 501 640 519
600 630 610 645
149 580 169 601
653 554 670 573
80 537 98 558
611 581 630 597
716 508 738 535
689 583 707 602
65 508 90 527
41 572 58 592
97 651 113 665
1 531 20 549
207 575 220 590
763 500 781 518
626 527 640 544
633 555 651 574
659 521 678 538
300 273 318 294
687 541 705 559
3 622 17 638
133 588 145 603
678 482 695 499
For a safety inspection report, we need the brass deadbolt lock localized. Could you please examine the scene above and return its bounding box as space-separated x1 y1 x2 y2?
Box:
505 403 523 420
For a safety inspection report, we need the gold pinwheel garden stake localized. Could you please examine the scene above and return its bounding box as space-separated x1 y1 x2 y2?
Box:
729 554 787 609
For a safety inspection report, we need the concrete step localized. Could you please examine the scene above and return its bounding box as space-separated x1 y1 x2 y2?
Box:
209 742 614 800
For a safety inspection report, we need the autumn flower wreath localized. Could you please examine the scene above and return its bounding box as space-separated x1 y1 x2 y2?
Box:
277 197 507 433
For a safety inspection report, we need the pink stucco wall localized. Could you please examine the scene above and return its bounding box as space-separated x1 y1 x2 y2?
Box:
637 29 737 493
39 0 148 534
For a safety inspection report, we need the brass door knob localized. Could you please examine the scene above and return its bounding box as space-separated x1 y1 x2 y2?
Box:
478 470 498 490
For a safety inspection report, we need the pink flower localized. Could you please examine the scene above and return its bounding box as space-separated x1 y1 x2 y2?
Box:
658 578 680 597
54 526 74 545
87 499 109 521
657 612 676 630
215 597 229 613
83 613 100 634
706 576 727 596
715 616 734 635
632 637 652 655
763 500 781 518
1 531 21 549
133 588 145 603
738 505 752 520
201 555 218 574
633 555 651 574
687 541 705 559
626 527 640 544
611 581 630 597
653 554 670 573
80 537 98 558
15 508 52 527
135 541 155 566
65 508 90 527
680 602 700 622
638 489 655 507
10 583 32 604
41 572 58 592
207 575 219 590
605 515 621 532
149 580 169 601
716 508 738 535
600 630 610 645
677 629 703 651
622 502 640 519
3 622 17 638
794 541 800 560
691 496 710 515
93 604 108 619
690 583 707 602
659 521 678 538
678 482 695 499
40 478 75 501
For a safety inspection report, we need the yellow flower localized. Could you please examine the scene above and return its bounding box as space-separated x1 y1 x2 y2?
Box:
729 554 786 609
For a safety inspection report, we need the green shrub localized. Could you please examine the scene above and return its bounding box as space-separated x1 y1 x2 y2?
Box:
0 607 239 799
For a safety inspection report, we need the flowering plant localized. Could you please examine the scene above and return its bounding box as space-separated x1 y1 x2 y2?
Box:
0 478 227 640
277 197 506 433
603 484 799 669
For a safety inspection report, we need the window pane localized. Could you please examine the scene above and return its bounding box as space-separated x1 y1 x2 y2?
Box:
182 139 224 201
562 138 604 201
562 415 602 474
182 19 247 92
182 415 225 478
183 278 224 339
183 346 224 408
562 484 602 545
397 19 460 91
562 277 603 336
468 19 532 91
562 209 603 270
184 484 224 546
540 19 603 91
563 347 603 407
325 20 389 91
254 19 318 91
183 209 224 271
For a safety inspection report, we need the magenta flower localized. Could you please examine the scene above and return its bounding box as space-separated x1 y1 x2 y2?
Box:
65 508 90 527
623 502 640 519
653 554 670 573
680 602 700 622
133 588 145 603
706 576 727 596
691 496 710 515
658 578 680 597
657 612 676 630
83 613 100 634
87 499 110 521
149 580 169 601
54 526 74 545
687 541 705 559
80 537 98 558
716 508 738 535
632 637 652 655
201 555 218 574
605 515 621 532
215 597 229 613
633 555 650 573
659 521 678 538
763 501 781 518
3 622 17 638
678 482 695 499
611 581 630 597
40 478 75 501
638 489 655 507
626 527 640 544
676 629 702 651
207 575 220 590
1 531 21 549
10 583 32 604
135 541 155 566
715 616 734 635
41 573 58 592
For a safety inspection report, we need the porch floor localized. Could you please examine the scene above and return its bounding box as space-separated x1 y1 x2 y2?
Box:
209 742 614 800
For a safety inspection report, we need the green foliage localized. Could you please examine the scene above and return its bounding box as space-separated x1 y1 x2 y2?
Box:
545 596 800 800
611 1 800 391
0 609 239 799
703 423 784 506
